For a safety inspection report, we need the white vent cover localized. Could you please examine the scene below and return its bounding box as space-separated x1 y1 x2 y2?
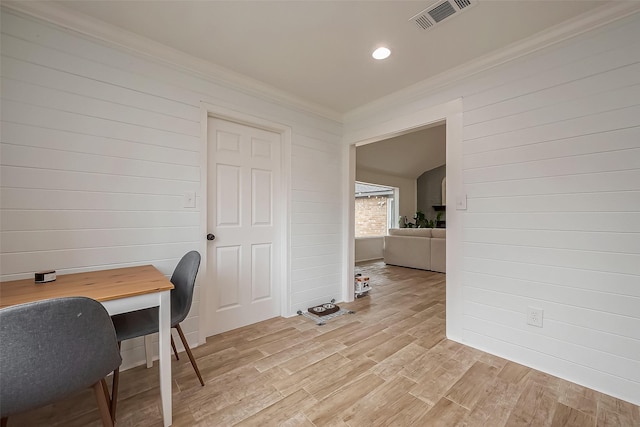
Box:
410 0 476 31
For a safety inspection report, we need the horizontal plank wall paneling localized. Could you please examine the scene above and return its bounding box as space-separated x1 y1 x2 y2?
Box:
343 12 640 405
289 133 343 311
0 9 343 370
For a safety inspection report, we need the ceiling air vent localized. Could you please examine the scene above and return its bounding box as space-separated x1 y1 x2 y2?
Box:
410 0 476 31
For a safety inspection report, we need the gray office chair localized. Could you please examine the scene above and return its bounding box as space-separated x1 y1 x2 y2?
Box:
110 251 204 419
0 297 122 427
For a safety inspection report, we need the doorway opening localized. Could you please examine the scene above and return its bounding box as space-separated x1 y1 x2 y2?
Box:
343 98 464 340
353 121 446 269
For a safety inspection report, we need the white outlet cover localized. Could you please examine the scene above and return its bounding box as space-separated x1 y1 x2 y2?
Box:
183 192 196 208
527 307 544 328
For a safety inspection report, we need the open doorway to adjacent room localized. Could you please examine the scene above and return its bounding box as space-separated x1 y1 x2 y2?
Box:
354 122 447 271
349 119 449 347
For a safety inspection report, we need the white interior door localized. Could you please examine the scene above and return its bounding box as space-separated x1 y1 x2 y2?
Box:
206 117 282 336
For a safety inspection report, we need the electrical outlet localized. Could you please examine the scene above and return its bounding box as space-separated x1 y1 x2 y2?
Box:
527 307 543 328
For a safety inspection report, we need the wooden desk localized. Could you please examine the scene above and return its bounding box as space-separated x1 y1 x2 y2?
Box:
0 265 175 426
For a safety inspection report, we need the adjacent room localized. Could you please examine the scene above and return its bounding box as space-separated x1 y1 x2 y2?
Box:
1 1 639 426
355 123 446 271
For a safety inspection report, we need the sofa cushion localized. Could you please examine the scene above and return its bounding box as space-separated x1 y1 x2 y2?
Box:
388 228 432 237
430 237 446 273
431 228 446 238
384 235 431 270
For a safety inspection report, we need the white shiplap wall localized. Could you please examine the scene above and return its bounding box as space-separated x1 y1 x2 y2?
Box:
291 133 343 311
0 9 343 368
344 13 640 405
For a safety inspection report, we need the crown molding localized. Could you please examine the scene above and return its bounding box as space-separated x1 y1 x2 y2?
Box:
1 1 343 123
5 1 640 125
344 1 640 123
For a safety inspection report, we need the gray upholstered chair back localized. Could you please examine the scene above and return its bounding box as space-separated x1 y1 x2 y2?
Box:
0 297 122 417
170 250 201 326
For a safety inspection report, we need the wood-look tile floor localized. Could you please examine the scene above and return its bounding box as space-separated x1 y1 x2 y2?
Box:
10 260 639 426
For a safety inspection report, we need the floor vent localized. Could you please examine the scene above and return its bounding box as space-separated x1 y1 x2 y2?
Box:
410 0 476 31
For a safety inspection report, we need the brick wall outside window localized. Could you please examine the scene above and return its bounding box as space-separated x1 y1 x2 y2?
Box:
355 196 389 237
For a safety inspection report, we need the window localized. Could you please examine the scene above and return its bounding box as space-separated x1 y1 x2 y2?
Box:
355 182 397 237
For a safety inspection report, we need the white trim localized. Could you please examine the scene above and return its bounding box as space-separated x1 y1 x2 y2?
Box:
198 102 292 341
344 2 640 121
343 144 356 302
197 106 210 346
0 1 341 123
344 98 464 341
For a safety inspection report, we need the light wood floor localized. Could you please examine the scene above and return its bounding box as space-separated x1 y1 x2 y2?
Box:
10 260 639 426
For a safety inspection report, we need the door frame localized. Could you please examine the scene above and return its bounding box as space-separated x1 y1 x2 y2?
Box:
342 98 464 341
198 102 292 342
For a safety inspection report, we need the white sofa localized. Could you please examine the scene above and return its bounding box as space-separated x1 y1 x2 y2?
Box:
383 228 446 273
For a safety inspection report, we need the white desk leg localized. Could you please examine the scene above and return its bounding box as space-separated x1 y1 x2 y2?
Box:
158 291 172 426
144 335 153 368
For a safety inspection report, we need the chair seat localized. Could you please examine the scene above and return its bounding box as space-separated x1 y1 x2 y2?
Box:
111 308 161 342
111 299 187 341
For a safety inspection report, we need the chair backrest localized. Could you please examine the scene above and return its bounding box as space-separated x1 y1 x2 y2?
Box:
170 250 201 326
0 297 122 417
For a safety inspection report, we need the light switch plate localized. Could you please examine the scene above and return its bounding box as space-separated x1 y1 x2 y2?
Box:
456 193 467 210
183 192 196 208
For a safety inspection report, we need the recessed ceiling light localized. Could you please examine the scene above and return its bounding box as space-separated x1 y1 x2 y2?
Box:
372 47 391 60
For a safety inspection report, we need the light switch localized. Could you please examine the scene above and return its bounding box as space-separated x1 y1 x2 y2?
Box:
456 193 467 210
183 192 196 208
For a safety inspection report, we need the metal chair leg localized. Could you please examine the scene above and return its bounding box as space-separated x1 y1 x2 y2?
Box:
110 342 121 421
171 334 179 360
175 324 204 386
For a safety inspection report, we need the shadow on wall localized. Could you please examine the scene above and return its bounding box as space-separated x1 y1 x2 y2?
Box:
417 165 446 227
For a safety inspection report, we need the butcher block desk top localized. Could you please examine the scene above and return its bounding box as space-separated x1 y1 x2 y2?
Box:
0 265 174 309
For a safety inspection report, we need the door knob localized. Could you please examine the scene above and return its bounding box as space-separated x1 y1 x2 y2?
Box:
206 233 216 241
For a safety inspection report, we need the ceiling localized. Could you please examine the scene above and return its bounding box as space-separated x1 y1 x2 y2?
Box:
52 0 607 115
356 123 446 179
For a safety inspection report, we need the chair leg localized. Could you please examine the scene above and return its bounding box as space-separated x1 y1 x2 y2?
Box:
171 334 179 360
144 335 154 368
110 367 120 421
101 378 112 407
175 323 204 386
110 342 121 421
1 416 7 427
93 380 114 427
